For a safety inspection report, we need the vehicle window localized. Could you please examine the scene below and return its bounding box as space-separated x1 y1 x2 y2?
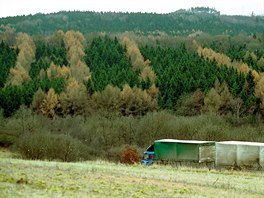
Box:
147 144 154 151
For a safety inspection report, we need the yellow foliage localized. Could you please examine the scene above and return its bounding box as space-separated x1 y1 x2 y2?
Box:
7 63 31 86
139 67 157 84
253 72 264 110
239 63 250 74
70 60 91 82
6 33 35 86
40 88 59 118
75 31 86 47
197 47 231 66
121 36 145 70
59 65 71 79
64 78 87 95
64 31 75 50
203 80 233 113
17 33 35 52
148 84 159 99
120 84 158 115
197 46 263 83
255 76 264 109
144 59 151 67
252 70 260 82
121 35 156 85
120 84 133 102
16 33 35 71
64 31 91 82
68 46 85 66
60 78 88 115
47 63 70 79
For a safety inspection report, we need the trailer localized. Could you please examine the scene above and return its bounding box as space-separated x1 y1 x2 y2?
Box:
216 141 264 169
142 139 215 165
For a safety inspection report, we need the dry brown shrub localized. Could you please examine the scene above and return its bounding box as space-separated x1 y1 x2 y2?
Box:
120 145 140 165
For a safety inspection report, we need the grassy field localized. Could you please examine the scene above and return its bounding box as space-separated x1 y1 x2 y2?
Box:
0 149 264 197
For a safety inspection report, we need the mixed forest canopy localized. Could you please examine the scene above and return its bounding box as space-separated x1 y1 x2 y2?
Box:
0 28 264 118
1 8 264 161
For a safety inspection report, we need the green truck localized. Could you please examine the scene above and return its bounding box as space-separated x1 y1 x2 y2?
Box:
142 139 215 165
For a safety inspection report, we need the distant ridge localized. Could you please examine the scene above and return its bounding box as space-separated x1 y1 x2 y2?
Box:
0 8 263 35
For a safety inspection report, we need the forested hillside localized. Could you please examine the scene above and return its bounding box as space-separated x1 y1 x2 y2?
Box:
0 30 264 117
0 7 264 35
1 8 264 161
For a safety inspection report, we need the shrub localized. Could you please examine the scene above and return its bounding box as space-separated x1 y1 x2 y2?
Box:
106 146 123 162
175 90 204 116
13 132 91 162
120 145 140 164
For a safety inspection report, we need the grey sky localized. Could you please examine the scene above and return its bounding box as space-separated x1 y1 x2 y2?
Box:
0 0 263 18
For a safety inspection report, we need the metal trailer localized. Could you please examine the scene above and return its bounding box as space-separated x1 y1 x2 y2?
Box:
142 139 215 166
216 141 264 169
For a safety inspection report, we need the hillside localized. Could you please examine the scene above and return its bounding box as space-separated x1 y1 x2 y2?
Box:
0 7 264 162
0 150 263 197
0 8 264 35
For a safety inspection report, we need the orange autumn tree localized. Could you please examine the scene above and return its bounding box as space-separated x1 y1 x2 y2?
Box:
203 80 234 113
46 63 71 80
6 33 35 86
60 78 88 115
33 88 60 118
197 46 252 75
120 84 158 116
64 31 91 82
121 35 157 85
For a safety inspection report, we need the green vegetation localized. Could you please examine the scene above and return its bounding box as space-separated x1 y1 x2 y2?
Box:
1 108 264 162
0 149 263 197
0 8 264 35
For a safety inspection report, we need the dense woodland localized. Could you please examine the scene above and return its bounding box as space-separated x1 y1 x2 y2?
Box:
1 9 264 162
0 7 264 36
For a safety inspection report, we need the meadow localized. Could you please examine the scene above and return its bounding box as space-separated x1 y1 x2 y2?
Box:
0 149 263 197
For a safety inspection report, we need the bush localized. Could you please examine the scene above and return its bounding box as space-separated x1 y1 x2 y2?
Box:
175 90 204 116
13 132 91 162
120 145 140 164
0 129 18 147
106 147 123 162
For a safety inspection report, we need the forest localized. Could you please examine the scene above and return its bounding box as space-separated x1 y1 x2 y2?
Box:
1 9 264 162
0 7 264 35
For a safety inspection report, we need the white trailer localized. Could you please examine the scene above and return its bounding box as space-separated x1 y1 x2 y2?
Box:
216 141 264 168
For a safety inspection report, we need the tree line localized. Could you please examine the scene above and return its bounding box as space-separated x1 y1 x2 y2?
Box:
0 9 264 36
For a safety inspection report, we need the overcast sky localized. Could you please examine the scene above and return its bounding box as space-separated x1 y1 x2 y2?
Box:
0 0 263 18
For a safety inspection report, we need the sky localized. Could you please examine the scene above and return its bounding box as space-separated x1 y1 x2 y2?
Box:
0 0 263 18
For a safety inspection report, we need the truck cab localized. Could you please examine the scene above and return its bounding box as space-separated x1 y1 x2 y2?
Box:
141 144 155 165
